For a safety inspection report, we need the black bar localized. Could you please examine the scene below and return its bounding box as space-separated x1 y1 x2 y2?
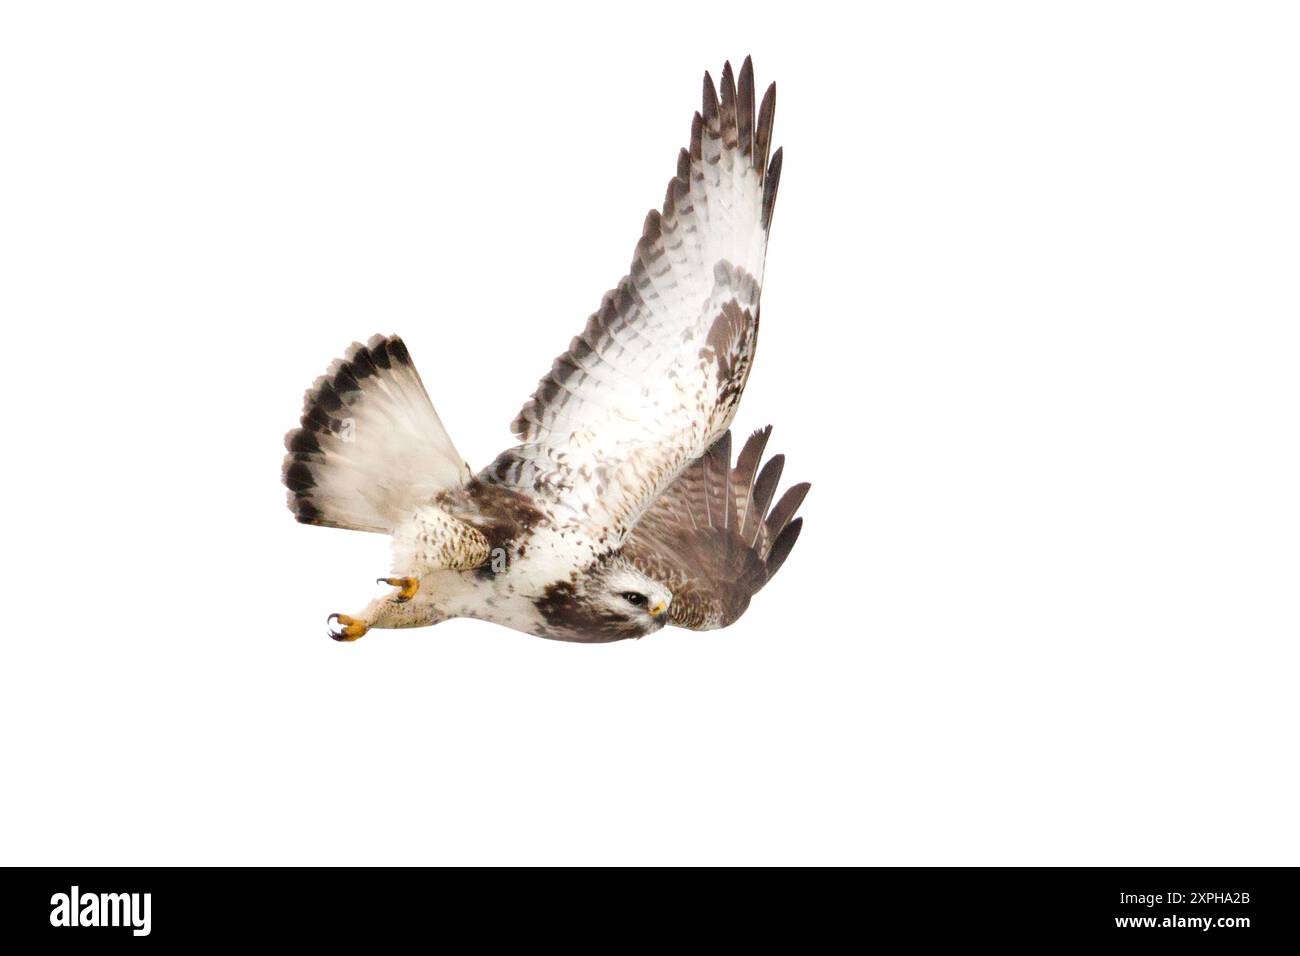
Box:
1 867 1294 944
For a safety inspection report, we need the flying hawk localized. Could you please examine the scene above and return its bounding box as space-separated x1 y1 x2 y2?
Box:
282 58 809 643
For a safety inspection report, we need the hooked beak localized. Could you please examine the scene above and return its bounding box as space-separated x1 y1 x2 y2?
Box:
649 601 667 619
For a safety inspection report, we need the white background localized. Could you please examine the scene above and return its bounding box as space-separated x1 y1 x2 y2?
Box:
2 2 1296 865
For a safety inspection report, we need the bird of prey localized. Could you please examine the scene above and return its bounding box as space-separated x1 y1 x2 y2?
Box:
282 57 809 643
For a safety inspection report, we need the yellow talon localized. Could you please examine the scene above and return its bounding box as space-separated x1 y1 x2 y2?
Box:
328 613 369 642
378 576 420 603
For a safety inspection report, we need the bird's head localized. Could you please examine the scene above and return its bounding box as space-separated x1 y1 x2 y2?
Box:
536 554 671 641
588 554 672 631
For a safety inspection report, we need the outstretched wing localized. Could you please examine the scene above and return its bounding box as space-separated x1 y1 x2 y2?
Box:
622 427 809 630
487 58 782 544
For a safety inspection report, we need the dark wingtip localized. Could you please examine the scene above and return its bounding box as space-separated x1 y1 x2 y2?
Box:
702 71 719 128
734 426 773 490
762 146 783 231
736 57 756 156
755 82 776 178
765 481 811 545
751 452 785 512
764 516 803 582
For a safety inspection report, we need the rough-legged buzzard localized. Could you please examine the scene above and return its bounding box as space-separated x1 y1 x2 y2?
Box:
283 58 809 643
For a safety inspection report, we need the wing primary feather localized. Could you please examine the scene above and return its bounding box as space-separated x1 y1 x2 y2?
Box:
737 56 755 159
733 425 772 539
763 517 803 582
764 481 811 554
749 454 785 545
755 83 776 180
708 432 732 579
703 431 730 530
702 71 719 130
714 431 734 533
762 146 783 231
719 61 738 148
724 461 741 539
690 111 704 162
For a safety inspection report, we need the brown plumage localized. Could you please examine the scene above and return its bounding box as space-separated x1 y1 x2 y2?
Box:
623 427 809 630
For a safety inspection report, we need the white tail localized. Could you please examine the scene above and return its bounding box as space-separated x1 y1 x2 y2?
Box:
282 334 471 533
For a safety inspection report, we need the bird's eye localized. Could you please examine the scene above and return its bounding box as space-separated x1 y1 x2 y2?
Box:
622 592 647 607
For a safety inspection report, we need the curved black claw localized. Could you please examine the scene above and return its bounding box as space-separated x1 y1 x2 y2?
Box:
377 576 420 603
327 612 369 642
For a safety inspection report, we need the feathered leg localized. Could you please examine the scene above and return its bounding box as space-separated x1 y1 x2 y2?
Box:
328 505 491 641
327 590 448 641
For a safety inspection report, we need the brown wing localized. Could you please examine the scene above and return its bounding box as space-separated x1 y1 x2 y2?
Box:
622 427 809 630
